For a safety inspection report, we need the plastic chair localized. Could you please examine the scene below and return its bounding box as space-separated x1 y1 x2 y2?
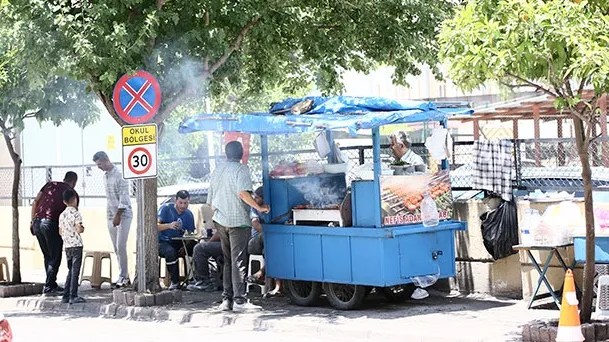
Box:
158 256 187 287
246 254 267 295
80 251 112 289
0 257 10 282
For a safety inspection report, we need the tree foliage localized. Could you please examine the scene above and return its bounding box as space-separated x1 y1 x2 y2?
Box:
0 3 99 283
12 0 458 125
438 0 609 322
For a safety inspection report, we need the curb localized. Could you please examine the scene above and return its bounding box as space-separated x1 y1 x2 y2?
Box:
0 297 190 323
0 297 516 341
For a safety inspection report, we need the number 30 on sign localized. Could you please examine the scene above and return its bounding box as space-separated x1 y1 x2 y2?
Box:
122 124 158 180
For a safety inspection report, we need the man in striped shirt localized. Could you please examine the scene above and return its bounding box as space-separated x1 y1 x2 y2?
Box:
93 151 133 288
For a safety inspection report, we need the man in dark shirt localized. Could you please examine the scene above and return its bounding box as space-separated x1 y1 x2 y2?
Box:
31 171 78 295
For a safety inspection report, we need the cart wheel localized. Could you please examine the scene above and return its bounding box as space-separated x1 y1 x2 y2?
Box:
381 284 417 303
323 283 367 310
285 280 322 307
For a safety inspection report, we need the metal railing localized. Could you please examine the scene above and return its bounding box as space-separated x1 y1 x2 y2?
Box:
2 138 609 201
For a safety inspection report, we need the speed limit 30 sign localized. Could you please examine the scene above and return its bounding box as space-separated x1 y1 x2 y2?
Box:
122 124 158 179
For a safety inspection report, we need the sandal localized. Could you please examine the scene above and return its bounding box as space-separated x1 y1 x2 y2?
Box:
246 275 265 285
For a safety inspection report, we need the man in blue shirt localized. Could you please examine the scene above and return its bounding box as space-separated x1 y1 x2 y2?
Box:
158 190 196 290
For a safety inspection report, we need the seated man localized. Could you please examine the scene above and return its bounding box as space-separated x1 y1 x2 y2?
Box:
158 190 196 290
187 230 223 292
246 187 282 296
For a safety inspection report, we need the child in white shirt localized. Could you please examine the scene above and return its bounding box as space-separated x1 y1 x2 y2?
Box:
58 189 86 304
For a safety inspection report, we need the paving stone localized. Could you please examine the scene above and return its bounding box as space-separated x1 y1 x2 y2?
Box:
530 324 542 342
582 323 595 342
0 286 8 298
152 308 169 321
58 303 71 311
155 291 171 305
130 307 154 321
596 323 608 341
144 293 155 306
124 291 136 306
547 326 557 342
522 324 532 341
39 300 55 311
539 327 552 342
171 290 182 302
134 294 146 307
113 290 125 305
102 303 118 317
115 305 129 318
84 303 102 316
69 303 86 312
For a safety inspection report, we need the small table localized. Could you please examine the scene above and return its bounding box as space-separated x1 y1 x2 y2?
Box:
513 243 579 309
172 235 204 285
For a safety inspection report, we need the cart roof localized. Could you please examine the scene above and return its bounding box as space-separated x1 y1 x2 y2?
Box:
178 96 473 135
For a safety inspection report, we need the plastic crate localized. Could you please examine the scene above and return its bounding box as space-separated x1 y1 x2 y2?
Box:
574 236 609 264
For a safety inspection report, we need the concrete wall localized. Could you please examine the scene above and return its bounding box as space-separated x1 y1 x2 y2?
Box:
0 204 211 282
452 197 524 299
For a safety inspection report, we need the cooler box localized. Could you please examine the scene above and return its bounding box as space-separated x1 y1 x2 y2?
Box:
574 235 609 263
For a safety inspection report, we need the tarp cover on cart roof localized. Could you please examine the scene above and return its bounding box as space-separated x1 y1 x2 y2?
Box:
178 96 473 136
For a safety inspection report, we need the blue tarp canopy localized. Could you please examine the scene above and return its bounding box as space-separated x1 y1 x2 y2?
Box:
178 96 473 136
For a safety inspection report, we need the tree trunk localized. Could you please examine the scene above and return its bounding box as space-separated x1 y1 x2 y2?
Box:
2 130 21 284
133 178 161 292
574 117 595 322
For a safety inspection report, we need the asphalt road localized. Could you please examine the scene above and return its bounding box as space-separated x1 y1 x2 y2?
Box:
5 312 357 342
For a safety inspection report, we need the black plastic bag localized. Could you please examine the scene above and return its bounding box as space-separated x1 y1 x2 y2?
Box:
480 200 519 260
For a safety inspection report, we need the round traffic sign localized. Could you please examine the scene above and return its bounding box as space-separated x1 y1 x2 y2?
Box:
112 70 162 124
128 147 153 175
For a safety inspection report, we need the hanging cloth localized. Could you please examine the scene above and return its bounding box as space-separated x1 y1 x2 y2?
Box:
472 140 513 201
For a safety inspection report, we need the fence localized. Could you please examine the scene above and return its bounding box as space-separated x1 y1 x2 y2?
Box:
2 138 609 201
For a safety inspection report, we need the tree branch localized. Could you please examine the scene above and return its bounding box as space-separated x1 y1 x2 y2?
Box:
0 117 20 162
209 15 262 75
204 11 210 73
156 86 197 124
505 73 558 98
499 80 543 92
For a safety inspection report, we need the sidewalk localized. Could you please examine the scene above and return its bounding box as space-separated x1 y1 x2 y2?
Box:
0 279 561 342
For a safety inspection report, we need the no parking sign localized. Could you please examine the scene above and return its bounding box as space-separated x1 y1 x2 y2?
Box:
122 124 158 179
113 70 161 124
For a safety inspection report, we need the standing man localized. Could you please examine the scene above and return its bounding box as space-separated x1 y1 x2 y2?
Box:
207 141 270 312
93 151 132 288
31 171 78 296
157 190 196 290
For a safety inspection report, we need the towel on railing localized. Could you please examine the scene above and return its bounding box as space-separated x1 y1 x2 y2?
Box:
473 140 513 201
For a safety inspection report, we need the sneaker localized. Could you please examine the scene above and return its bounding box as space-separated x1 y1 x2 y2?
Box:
61 297 70 304
218 299 232 311
411 288 429 300
41 288 62 297
115 277 131 288
232 300 262 313
168 282 180 290
56 286 65 294
69 297 86 304
186 280 213 292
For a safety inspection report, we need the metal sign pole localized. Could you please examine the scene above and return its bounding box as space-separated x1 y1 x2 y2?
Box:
136 179 146 292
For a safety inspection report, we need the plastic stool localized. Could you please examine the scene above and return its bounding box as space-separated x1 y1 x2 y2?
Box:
158 256 187 287
246 254 267 295
0 257 9 282
80 251 112 289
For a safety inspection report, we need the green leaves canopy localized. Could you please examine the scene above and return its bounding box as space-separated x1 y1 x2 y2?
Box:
11 0 457 124
0 5 98 132
439 0 609 101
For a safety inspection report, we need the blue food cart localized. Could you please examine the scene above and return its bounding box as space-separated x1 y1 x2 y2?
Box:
179 96 472 310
